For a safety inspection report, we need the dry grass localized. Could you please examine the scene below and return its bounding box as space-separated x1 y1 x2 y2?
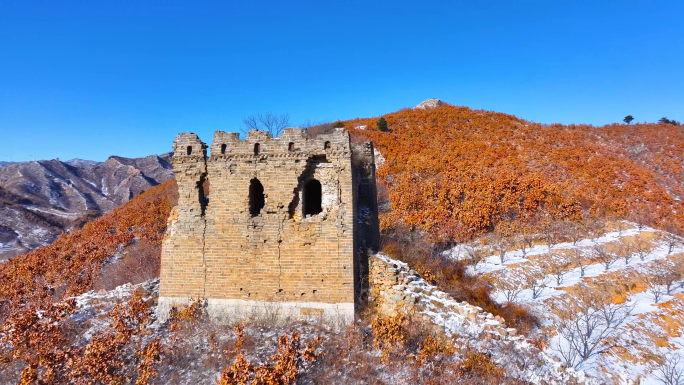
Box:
380 224 540 335
95 238 161 291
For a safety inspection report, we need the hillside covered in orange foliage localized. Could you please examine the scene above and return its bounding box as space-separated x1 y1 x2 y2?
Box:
3 104 684 383
0 180 177 317
346 104 684 242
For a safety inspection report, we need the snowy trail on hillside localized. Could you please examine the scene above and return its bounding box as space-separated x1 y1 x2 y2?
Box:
447 225 648 275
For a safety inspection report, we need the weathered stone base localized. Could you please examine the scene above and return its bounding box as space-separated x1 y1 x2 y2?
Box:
157 297 354 325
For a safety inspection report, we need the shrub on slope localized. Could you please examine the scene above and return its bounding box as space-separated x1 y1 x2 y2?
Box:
0 180 177 317
347 105 684 241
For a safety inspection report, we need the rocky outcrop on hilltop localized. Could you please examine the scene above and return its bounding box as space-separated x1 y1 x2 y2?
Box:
413 99 444 109
0 153 174 260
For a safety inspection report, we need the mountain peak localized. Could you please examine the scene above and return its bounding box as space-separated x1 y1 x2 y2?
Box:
414 99 444 109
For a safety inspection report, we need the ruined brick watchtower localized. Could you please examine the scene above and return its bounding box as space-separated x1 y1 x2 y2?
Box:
158 127 379 323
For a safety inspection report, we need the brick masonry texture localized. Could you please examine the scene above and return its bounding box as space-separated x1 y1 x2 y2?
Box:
159 128 380 323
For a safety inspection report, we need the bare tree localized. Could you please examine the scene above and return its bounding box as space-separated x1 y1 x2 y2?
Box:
488 233 513 265
561 220 587 246
615 238 634 266
628 205 654 231
649 260 681 295
615 221 630 236
541 220 559 248
555 284 635 369
550 259 568 286
570 249 587 277
631 234 651 261
676 259 684 290
517 225 537 258
584 216 607 239
663 231 683 255
498 278 523 303
463 243 486 272
653 353 684 385
242 112 291 137
526 272 550 299
647 277 667 303
593 243 617 271
517 233 530 258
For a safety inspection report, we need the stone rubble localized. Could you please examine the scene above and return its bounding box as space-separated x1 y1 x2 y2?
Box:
369 253 515 338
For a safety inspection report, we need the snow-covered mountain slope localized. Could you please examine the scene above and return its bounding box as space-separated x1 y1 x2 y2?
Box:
447 221 684 384
0 153 174 260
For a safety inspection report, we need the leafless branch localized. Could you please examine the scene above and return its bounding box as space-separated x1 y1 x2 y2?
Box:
615 238 634 265
593 243 617 271
555 284 635 369
242 112 291 137
653 353 684 385
526 273 550 299
631 234 651 261
570 249 587 277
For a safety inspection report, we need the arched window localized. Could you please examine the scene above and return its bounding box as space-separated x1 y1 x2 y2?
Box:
303 179 322 216
288 142 295 152
253 143 260 155
186 146 193 155
220 144 227 154
324 141 331 150
249 178 265 217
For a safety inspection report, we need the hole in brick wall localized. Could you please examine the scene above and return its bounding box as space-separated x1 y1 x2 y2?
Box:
301 293 305 296
303 179 322 216
278 289 283 293
197 176 208 216
313 290 317 294
288 142 295 152
253 143 260 155
249 178 265 217
288 188 299 218
186 146 192 155
240 288 243 291
220 144 227 154
324 141 331 150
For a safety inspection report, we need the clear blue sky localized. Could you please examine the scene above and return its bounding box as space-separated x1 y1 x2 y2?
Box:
1 1 683 162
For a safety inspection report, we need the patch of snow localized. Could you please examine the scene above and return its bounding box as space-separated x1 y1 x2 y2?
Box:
374 148 385 169
464 221 684 383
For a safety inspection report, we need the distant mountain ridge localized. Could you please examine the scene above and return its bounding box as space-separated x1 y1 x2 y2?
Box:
0 153 174 260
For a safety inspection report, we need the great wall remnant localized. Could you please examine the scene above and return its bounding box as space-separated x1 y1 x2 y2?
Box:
158 127 380 323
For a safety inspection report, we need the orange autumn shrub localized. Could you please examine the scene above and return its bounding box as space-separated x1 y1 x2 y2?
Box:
218 324 324 385
454 349 506 382
346 105 684 241
0 179 177 314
